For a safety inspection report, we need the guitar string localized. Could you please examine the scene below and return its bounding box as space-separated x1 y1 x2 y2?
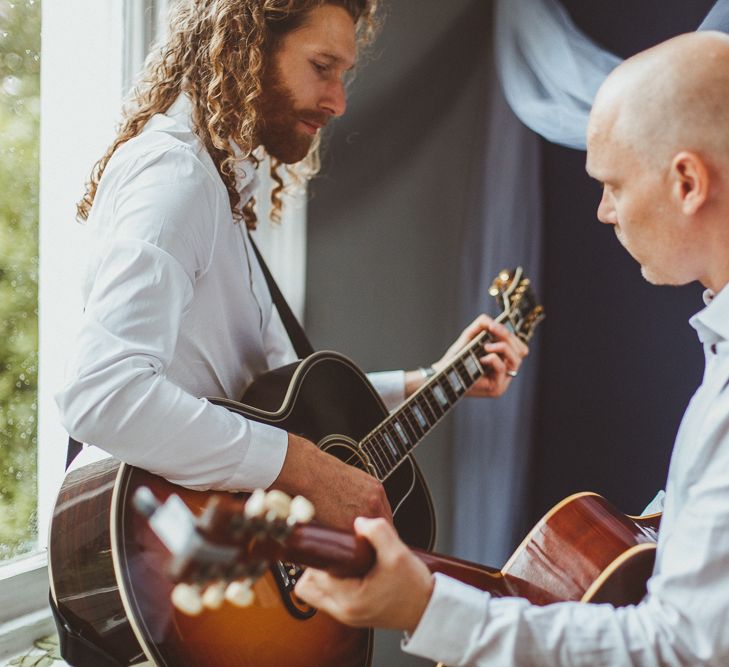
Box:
336 336 490 477
342 335 490 475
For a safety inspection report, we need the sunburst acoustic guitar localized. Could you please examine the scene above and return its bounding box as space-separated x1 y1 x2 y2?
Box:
49 481 660 667
49 268 545 666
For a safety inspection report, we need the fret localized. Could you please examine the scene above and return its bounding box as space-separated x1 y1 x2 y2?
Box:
362 437 387 476
374 433 395 472
446 368 466 394
402 406 426 439
463 350 482 379
454 359 476 389
438 375 458 404
412 401 430 429
418 392 441 422
382 429 403 460
392 420 410 448
431 381 450 409
377 433 397 470
399 409 422 442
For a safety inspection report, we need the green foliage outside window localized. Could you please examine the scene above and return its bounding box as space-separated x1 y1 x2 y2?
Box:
0 0 41 560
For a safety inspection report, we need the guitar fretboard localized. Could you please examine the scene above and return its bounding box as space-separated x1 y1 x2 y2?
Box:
359 323 500 481
355 267 543 481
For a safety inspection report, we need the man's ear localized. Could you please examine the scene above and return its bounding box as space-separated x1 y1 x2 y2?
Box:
670 151 709 215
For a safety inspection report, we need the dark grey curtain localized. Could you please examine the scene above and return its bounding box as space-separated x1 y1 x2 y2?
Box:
450 69 542 565
306 0 535 662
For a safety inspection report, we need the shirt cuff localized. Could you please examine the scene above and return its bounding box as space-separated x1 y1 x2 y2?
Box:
367 370 406 412
222 418 289 490
402 572 490 665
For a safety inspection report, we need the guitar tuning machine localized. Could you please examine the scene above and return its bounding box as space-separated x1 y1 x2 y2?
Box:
225 578 255 608
201 581 226 610
171 582 204 616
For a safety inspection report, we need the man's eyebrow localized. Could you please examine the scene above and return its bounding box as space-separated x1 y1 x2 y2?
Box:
317 52 356 71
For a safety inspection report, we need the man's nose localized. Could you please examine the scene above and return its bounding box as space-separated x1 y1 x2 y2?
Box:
597 191 617 225
320 80 347 117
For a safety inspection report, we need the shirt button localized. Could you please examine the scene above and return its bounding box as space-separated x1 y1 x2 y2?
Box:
711 343 718 355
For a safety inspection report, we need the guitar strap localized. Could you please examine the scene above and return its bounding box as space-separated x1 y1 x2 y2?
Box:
64 233 314 472
247 233 315 358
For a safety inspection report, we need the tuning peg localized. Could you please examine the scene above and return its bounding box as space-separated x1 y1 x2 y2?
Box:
202 581 226 610
289 495 315 524
264 490 292 519
244 488 267 518
225 579 255 607
171 583 204 616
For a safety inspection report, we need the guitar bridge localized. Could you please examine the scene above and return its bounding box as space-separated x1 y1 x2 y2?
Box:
272 561 317 620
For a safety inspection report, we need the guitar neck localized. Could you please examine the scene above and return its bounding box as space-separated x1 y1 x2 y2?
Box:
360 316 506 481
274 522 504 593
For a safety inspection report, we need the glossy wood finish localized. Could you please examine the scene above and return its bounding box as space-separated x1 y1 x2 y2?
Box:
115 466 372 667
499 493 659 605
50 462 660 667
49 458 147 665
262 492 659 607
266 492 659 607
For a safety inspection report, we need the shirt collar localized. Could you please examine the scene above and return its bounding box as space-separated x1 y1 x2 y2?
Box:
689 285 729 346
146 93 259 202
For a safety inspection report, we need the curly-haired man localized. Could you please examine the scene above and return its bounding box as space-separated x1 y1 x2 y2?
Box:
57 0 527 530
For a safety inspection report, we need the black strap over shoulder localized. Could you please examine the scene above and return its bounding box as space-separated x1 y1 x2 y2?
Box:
66 437 83 471
248 233 315 359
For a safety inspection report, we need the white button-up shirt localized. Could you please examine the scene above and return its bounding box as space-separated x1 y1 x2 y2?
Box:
56 94 404 491
404 285 729 666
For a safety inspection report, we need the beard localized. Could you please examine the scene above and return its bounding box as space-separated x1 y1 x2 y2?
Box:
256 64 329 164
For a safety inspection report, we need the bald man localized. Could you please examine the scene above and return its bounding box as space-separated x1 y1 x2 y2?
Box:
294 31 729 666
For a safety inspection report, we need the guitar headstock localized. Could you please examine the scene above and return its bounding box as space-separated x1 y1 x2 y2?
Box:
134 487 316 616
489 267 545 343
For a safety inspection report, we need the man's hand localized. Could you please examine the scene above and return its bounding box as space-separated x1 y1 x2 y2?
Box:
294 517 434 634
270 434 392 532
415 314 528 398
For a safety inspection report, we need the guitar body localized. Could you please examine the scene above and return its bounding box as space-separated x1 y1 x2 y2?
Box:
49 351 435 667
49 269 547 666
50 458 373 667
213 350 437 551
49 466 662 667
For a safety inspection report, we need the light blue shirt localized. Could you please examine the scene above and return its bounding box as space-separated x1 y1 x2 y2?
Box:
404 285 729 666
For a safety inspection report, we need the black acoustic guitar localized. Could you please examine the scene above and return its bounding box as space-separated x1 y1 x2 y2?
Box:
49 267 544 666
210 267 544 551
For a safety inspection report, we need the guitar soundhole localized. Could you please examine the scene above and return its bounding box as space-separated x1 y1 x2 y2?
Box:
272 561 317 620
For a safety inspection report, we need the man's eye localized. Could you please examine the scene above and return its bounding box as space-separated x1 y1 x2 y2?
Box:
312 61 328 74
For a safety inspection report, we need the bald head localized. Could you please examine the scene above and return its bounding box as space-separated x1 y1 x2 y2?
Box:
585 31 729 292
589 31 729 169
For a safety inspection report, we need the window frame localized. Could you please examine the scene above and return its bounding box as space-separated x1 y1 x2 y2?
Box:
1 0 127 656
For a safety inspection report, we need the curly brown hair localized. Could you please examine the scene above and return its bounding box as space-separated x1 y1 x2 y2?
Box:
76 0 381 229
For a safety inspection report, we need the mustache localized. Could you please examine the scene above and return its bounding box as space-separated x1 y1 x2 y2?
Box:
298 109 330 127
